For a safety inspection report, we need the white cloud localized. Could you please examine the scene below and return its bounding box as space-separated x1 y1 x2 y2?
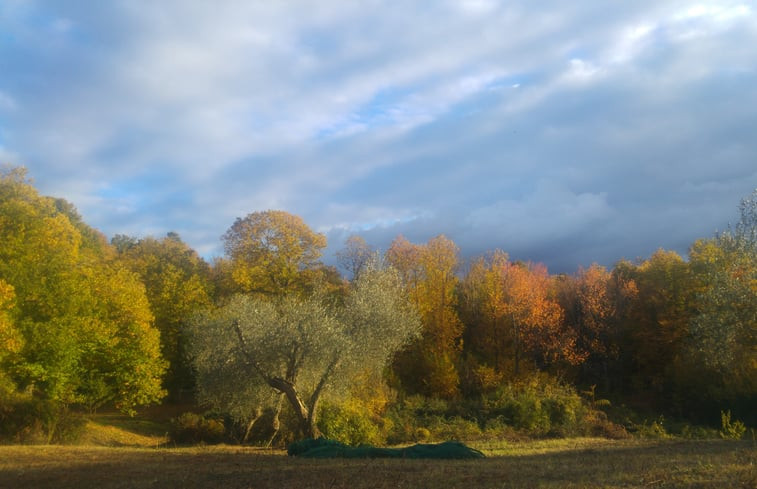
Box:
1 1 755 270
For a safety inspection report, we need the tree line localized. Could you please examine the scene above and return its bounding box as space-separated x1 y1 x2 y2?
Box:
1 166 754 441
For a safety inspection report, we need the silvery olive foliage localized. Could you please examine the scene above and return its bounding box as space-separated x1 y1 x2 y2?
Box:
187 260 421 435
689 189 756 383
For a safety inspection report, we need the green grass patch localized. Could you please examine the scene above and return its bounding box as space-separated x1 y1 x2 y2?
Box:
77 414 169 447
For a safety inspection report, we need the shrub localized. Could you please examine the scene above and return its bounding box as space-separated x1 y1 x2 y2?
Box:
413 427 431 441
0 393 85 444
169 412 226 445
481 416 521 441
635 416 671 439
719 410 746 440
485 374 586 436
317 402 382 446
383 374 635 442
582 410 630 439
422 415 482 441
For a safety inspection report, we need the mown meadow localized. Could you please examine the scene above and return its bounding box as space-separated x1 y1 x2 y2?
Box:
1 415 755 489
2 439 755 489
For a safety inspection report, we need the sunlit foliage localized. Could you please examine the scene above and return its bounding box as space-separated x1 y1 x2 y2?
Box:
0 167 165 413
222 210 328 296
387 235 464 399
113 233 213 400
685 190 757 412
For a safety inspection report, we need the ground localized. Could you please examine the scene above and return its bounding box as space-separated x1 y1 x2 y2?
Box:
0 415 755 488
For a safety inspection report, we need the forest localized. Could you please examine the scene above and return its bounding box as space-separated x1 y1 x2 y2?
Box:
0 165 755 445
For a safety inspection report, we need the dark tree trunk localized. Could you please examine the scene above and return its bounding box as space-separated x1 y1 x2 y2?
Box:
266 376 323 439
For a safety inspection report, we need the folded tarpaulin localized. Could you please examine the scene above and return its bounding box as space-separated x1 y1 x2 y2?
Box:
288 438 485 459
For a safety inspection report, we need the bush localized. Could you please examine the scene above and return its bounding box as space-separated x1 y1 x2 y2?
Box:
169 412 226 445
582 410 630 439
484 374 586 436
379 374 641 442
317 402 382 446
719 410 746 440
635 416 671 439
413 427 431 441
0 393 86 444
425 416 482 441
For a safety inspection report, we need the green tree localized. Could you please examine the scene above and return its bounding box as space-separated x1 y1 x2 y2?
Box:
620 250 695 405
114 233 213 400
187 261 420 439
686 189 756 417
0 279 21 392
0 167 165 413
458 250 510 394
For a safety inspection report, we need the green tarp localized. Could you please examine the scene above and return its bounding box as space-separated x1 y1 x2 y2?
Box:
288 438 485 459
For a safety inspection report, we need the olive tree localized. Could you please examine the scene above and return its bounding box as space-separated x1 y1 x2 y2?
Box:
688 189 756 395
187 262 421 439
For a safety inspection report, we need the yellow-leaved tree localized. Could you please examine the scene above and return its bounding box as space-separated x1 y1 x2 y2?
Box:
113 233 213 401
221 210 329 297
387 235 464 399
0 167 165 414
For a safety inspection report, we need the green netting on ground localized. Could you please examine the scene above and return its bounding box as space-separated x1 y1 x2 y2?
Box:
287 438 485 459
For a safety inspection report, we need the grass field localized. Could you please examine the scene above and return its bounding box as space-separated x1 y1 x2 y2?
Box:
2 438 755 489
0 414 755 488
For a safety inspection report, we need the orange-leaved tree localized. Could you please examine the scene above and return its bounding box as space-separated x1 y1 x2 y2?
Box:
497 261 571 376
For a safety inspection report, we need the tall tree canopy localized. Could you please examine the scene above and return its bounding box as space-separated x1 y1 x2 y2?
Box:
686 189 757 410
555 264 637 389
387 235 464 399
0 167 165 413
114 233 213 400
222 210 328 296
188 261 421 438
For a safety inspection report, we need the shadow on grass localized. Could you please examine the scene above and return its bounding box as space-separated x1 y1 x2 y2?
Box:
1 439 754 489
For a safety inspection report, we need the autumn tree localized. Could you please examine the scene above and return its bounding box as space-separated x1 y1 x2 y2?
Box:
222 210 328 297
0 167 165 413
457 250 510 394
336 235 374 280
0 279 21 392
387 235 464 398
618 250 694 404
684 190 757 420
114 233 213 400
187 261 420 439
497 261 571 375
556 264 637 389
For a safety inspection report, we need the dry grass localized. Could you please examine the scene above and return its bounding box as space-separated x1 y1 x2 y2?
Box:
76 415 168 448
1 438 754 489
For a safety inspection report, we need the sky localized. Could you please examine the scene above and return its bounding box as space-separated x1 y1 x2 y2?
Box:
1 1 756 273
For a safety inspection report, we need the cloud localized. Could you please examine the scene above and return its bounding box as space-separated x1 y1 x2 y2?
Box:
0 1 755 273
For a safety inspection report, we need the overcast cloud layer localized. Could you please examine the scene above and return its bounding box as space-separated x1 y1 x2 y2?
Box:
1 1 755 272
